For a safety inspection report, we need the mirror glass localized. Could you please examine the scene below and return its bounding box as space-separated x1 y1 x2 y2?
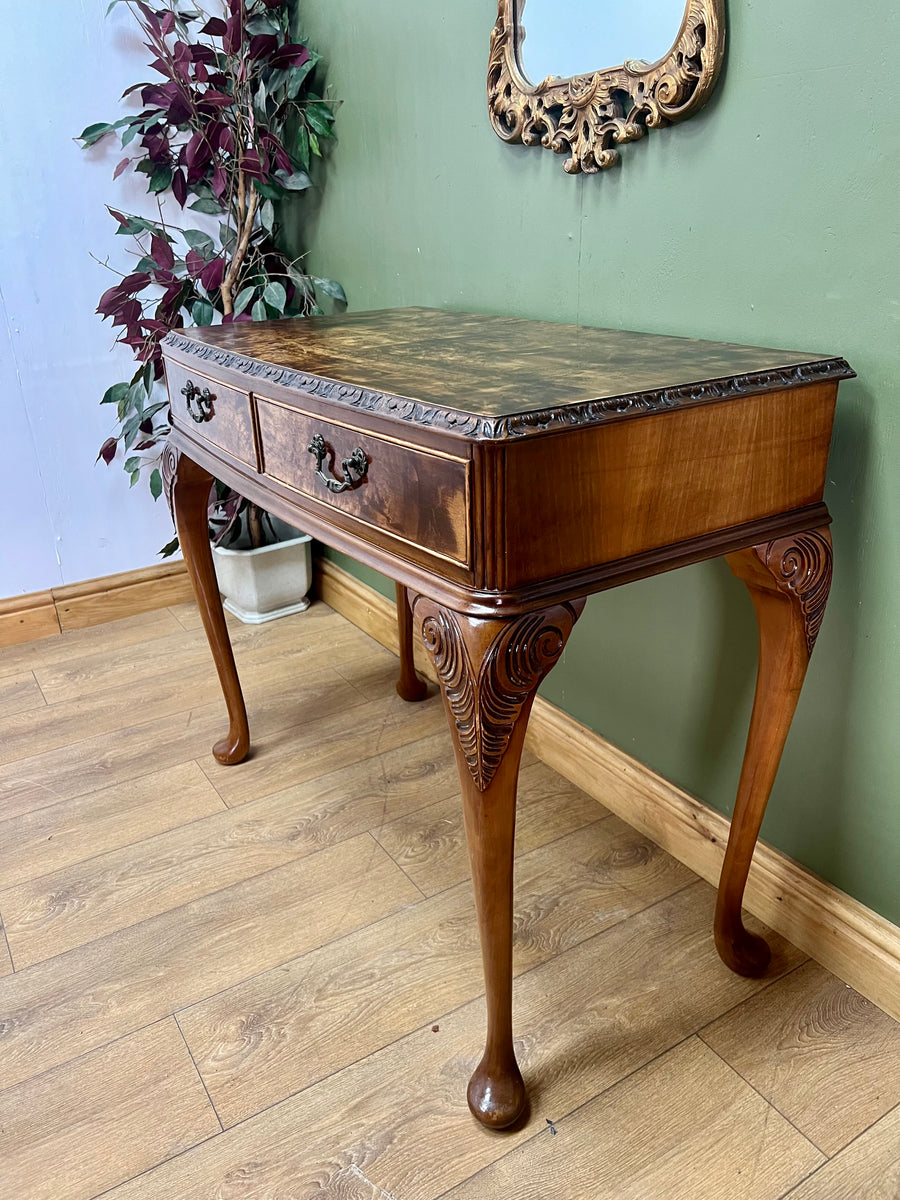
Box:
519 0 688 83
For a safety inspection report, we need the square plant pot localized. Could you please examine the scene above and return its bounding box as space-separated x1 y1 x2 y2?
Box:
212 532 313 624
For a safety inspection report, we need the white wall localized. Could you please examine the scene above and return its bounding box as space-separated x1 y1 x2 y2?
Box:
0 2 180 596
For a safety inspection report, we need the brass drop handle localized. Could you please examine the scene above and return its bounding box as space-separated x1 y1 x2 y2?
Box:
307 433 368 494
181 379 215 423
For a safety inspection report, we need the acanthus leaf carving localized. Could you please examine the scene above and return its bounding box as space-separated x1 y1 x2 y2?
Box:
419 601 581 789
759 529 833 656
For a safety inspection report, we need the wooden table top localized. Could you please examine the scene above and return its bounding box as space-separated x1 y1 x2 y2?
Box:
164 308 853 440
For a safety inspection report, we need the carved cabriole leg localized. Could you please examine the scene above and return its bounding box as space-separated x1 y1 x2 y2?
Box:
717 527 833 976
165 446 250 765
395 583 427 701
412 594 585 1129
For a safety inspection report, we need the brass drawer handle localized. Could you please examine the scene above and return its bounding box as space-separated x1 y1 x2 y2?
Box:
307 433 368 493
181 379 215 423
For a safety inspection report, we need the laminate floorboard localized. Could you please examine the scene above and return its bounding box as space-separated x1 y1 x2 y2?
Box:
701 959 900 1154
0 598 895 1200
0 672 45 719
0 1019 220 1200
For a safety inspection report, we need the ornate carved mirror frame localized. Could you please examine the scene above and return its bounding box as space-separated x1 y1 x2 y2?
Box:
488 0 725 175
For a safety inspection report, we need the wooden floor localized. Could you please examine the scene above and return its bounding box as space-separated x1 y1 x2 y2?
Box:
1 600 900 1200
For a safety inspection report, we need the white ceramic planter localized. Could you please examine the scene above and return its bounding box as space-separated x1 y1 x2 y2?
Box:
212 532 313 624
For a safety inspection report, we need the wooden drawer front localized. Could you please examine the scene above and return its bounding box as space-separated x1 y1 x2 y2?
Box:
165 360 258 469
257 398 470 567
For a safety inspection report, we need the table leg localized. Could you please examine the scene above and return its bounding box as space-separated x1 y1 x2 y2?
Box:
395 583 427 701
166 447 250 765
412 593 585 1128
717 527 833 976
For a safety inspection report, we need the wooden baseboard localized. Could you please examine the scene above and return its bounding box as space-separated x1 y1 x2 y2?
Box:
0 561 193 648
315 554 900 1022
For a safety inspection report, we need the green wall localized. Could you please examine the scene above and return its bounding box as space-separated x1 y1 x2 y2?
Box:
296 1 900 923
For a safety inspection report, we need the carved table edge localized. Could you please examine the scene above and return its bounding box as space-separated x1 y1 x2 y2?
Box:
162 333 854 442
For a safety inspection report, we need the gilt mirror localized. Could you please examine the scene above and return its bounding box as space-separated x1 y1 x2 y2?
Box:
488 0 725 175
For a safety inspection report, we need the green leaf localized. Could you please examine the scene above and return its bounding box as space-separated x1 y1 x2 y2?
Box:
135 256 156 273
295 126 310 171
101 381 129 407
192 300 215 326
149 469 163 500
159 536 180 557
121 124 139 147
78 121 115 147
288 268 315 300
188 197 224 214
124 456 140 474
129 468 141 487
286 59 316 99
308 129 320 157
278 170 311 191
182 228 215 253
142 401 170 424
251 299 268 322
305 102 336 137
252 178 285 201
262 281 286 313
233 286 256 316
313 277 347 304
148 165 173 193
260 198 275 233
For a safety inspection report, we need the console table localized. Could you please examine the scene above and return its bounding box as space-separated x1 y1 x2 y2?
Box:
161 308 853 1129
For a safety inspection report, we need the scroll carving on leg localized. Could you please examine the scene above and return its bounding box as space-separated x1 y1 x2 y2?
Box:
166 445 250 765
717 527 833 976
413 594 585 1128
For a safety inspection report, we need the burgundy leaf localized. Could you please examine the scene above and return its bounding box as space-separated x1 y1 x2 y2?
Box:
107 207 129 226
97 285 125 316
271 43 310 70
134 440 158 450
120 272 152 293
200 16 227 35
98 437 118 465
113 157 131 181
249 34 278 60
190 44 216 64
150 233 174 270
185 248 206 279
198 88 233 109
184 130 211 170
111 299 143 328
172 167 188 206
199 255 225 291
211 163 228 198
222 311 253 323
160 11 175 35
193 61 209 83
141 318 170 334
240 147 263 177
218 125 235 155
223 14 241 54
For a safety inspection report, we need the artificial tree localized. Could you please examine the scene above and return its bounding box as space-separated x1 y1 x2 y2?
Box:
79 0 344 554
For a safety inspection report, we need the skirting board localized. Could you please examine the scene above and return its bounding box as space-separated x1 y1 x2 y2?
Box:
315 555 900 1022
0 561 193 648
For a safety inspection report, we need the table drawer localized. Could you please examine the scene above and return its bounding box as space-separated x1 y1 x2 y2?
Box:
256 397 470 567
165 360 258 469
